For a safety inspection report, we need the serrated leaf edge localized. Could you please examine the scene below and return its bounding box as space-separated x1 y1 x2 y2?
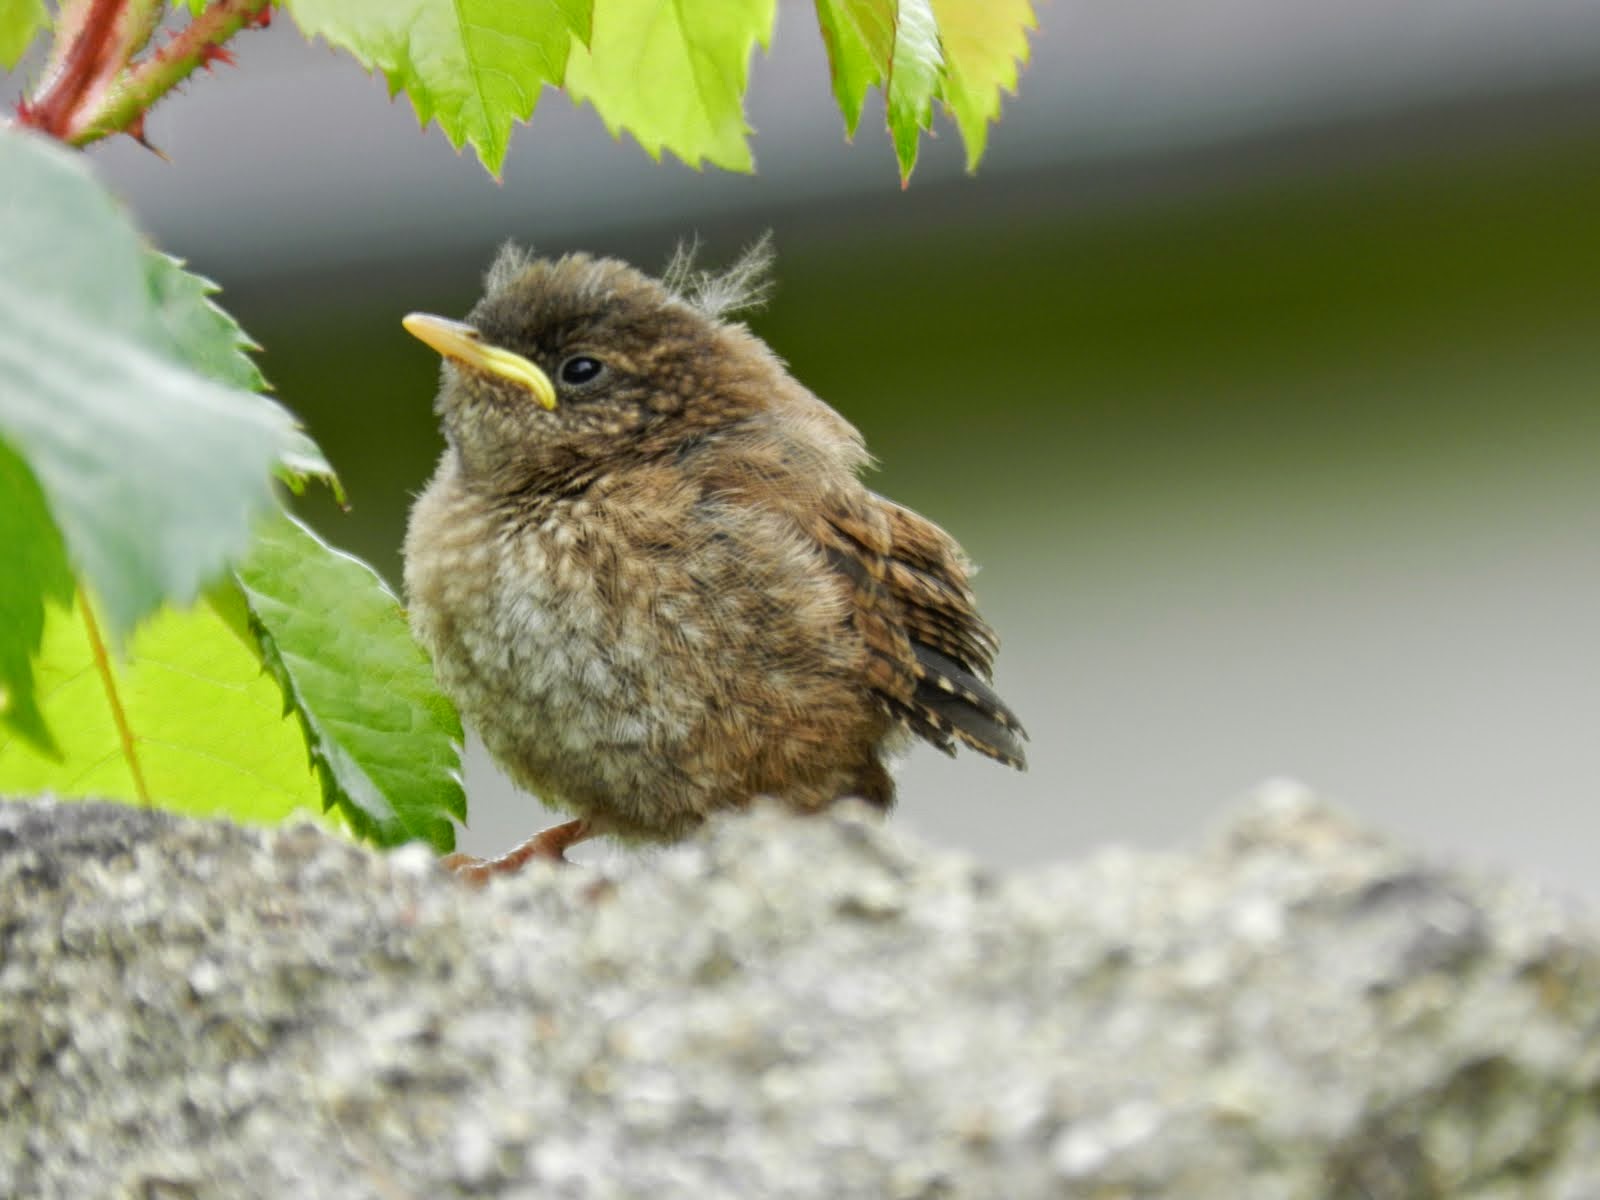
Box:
226 515 463 852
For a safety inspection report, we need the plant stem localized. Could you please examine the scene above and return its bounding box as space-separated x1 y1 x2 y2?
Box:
16 0 271 146
79 590 152 806
21 0 124 136
72 0 272 145
41 0 96 83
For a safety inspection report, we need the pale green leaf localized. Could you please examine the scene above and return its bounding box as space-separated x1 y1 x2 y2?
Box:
0 0 47 69
230 513 465 851
0 441 74 754
141 251 341 498
931 0 1034 169
143 250 268 393
2 130 153 335
0 594 330 827
563 0 776 172
0 129 318 641
0 285 300 644
143 244 340 502
277 430 344 504
285 0 594 176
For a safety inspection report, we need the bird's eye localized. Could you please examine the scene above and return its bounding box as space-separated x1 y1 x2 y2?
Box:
559 355 604 386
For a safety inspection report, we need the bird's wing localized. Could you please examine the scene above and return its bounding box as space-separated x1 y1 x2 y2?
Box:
818 493 1028 769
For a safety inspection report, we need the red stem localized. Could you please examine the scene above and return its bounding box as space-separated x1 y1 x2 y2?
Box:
19 0 125 137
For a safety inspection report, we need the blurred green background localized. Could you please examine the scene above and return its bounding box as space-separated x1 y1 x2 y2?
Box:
34 2 1600 891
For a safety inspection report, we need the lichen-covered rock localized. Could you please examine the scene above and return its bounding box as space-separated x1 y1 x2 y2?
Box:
3 785 1599 1199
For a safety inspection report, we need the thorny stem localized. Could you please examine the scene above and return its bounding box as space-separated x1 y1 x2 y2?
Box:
78 590 152 807
82 0 270 144
21 0 125 135
16 0 271 148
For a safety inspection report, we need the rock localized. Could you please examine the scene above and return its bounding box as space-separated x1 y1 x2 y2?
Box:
3 783 1599 1199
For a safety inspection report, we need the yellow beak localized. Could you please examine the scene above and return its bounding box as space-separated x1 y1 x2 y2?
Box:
402 313 557 411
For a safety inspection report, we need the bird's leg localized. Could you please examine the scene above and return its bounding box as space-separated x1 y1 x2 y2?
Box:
439 819 593 886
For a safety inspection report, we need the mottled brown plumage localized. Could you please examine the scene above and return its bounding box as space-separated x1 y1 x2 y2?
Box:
402 242 1025 879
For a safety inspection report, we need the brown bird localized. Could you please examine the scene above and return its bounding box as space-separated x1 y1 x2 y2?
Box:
402 241 1025 880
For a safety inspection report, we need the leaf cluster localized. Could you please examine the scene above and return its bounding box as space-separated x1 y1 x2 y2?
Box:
0 132 465 850
297 0 1033 179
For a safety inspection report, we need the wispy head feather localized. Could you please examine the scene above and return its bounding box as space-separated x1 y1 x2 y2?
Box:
485 241 535 295
662 233 775 320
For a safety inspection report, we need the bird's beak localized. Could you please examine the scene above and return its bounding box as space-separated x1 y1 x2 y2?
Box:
402 313 558 411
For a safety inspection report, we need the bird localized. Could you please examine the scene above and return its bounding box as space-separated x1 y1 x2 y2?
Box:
401 240 1026 881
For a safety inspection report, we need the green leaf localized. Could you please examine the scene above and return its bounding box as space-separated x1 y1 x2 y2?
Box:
930 0 1034 170
0 593 329 826
0 0 47 69
0 129 316 641
277 430 345 505
884 0 941 181
141 250 342 498
814 0 893 136
563 0 776 172
143 250 268 393
285 0 594 176
0 289 299 644
813 0 943 181
0 441 74 754
230 513 465 851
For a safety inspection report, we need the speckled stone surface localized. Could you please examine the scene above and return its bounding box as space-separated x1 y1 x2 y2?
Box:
4 785 1599 1199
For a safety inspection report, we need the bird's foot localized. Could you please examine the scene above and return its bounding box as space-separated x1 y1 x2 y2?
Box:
439 819 593 886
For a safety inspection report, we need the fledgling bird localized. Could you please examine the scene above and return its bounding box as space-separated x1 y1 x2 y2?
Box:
402 241 1026 879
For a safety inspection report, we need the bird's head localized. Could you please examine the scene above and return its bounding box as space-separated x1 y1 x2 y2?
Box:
404 239 782 492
